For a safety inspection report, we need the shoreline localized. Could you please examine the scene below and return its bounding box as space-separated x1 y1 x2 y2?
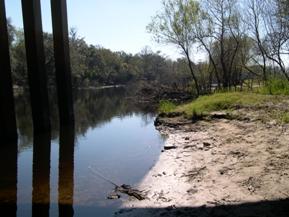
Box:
115 111 289 217
77 85 126 90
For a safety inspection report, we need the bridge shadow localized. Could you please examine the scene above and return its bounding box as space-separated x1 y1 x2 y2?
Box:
115 198 289 217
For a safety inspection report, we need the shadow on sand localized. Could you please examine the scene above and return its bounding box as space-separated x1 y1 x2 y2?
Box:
115 198 289 217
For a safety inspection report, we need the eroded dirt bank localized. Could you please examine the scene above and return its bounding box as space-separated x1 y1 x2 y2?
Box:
115 109 289 217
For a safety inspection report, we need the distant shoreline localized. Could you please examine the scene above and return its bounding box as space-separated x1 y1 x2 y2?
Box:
13 84 126 92
77 84 126 90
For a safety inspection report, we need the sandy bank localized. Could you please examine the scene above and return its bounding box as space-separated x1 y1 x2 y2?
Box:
115 111 289 217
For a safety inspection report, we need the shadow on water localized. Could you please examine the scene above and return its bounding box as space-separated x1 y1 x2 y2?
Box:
113 199 289 217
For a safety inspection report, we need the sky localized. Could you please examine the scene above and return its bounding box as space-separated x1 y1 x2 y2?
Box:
4 0 188 60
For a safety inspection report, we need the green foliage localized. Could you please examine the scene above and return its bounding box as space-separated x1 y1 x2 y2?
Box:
281 113 289 124
258 78 289 95
8 23 193 89
174 92 269 117
147 0 203 95
147 0 201 45
158 100 177 113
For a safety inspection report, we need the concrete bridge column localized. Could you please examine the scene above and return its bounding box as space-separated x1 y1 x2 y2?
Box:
0 0 18 144
51 0 75 127
21 0 51 134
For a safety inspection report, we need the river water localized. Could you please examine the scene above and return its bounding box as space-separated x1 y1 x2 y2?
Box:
1 87 165 217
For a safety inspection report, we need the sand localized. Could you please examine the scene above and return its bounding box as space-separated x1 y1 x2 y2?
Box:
115 110 289 217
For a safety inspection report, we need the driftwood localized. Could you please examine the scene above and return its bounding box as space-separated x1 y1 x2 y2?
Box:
115 184 145 200
89 167 145 200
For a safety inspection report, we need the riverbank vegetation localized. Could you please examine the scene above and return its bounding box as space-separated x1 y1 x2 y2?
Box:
7 21 193 91
7 0 289 103
159 91 270 114
159 89 289 125
148 0 289 96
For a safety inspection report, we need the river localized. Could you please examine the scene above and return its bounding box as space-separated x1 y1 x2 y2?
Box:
1 87 165 217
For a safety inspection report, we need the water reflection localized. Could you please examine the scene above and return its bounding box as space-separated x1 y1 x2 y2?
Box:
1 87 164 217
15 87 155 150
0 142 17 217
32 133 51 217
58 127 75 217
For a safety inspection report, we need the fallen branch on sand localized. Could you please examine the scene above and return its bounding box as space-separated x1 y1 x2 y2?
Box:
88 166 146 200
115 184 146 200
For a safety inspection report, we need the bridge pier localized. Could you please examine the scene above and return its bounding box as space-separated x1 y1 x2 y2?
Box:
21 0 51 134
0 0 18 145
51 0 75 127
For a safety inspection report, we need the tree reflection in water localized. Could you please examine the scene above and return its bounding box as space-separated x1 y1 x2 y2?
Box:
15 87 155 151
0 87 161 217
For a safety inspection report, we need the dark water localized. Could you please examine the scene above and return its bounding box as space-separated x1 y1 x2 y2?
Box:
0 87 165 217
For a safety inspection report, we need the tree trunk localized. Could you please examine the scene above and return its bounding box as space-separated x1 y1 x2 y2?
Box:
198 38 221 89
185 52 200 96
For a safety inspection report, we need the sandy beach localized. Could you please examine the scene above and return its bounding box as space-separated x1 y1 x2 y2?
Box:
115 109 289 217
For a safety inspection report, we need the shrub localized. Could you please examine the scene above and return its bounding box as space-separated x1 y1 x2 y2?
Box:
259 78 289 95
158 100 177 113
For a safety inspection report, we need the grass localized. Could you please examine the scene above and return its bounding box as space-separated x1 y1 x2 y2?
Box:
158 78 289 124
273 111 289 124
158 90 289 124
174 92 271 117
158 100 177 113
258 78 289 95
281 113 289 124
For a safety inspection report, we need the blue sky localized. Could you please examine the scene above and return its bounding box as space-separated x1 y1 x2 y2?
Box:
5 0 183 59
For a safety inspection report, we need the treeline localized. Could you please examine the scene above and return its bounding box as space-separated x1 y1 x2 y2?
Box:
8 0 289 97
148 0 289 95
7 21 193 90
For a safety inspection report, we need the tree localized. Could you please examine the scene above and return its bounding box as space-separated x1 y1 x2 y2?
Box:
264 0 289 81
10 30 28 87
246 0 269 82
193 12 222 88
69 28 90 86
7 18 15 46
7 19 212 92
147 0 202 96
202 0 242 88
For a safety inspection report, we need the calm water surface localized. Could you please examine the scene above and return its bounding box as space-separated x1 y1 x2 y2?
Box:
0 88 165 217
